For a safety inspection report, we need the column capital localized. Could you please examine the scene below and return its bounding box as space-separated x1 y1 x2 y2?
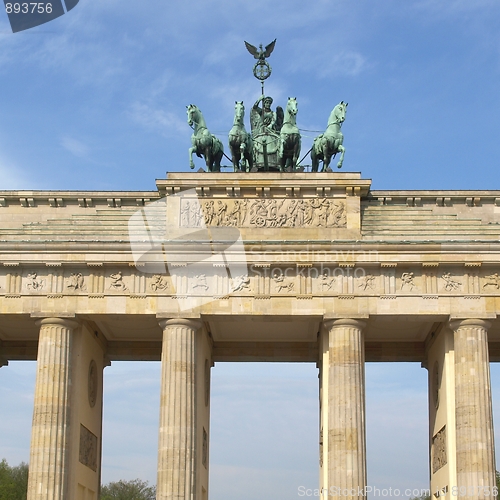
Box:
158 318 203 331
35 317 80 330
448 318 491 332
323 318 366 331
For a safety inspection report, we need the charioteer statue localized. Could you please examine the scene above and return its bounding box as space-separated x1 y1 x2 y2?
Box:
250 95 284 170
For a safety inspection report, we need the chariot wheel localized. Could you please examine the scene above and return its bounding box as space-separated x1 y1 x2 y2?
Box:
255 216 266 227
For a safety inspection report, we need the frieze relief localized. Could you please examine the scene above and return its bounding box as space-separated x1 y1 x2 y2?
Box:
180 197 347 228
79 424 98 472
432 426 447 474
1 265 500 299
66 273 86 291
26 272 45 291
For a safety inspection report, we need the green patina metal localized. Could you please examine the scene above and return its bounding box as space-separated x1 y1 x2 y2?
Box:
186 40 347 173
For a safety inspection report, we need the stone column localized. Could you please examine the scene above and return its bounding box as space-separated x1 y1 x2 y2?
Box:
450 319 496 499
324 319 366 499
27 317 79 500
157 319 201 500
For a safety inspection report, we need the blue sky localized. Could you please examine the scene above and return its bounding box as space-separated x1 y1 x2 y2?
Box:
1 0 500 190
1 0 500 498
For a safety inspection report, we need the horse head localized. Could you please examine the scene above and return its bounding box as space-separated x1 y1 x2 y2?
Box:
186 104 198 127
234 101 245 123
286 97 298 118
332 101 348 125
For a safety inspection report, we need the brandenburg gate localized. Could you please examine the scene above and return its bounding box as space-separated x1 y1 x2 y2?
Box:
0 172 499 499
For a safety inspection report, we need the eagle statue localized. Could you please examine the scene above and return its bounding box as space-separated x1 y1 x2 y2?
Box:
244 39 277 63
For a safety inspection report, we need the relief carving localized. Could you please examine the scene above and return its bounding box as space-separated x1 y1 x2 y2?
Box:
231 274 251 292
191 274 209 292
181 198 346 229
320 271 336 291
273 272 294 292
483 273 500 290
109 272 128 291
401 272 416 291
88 360 97 408
432 361 439 410
359 274 375 291
202 427 208 469
66 272 86 291
26 272 44 291
442 273 461 291
432 426 447 474
151 275 169 291
79 424 98 472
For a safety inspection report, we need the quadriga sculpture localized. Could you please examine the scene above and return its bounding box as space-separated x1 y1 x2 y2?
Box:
311 101 348 171
228 101 253 172
187 104 224 172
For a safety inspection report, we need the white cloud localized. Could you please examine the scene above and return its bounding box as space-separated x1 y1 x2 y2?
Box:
61 136 89 157
287 35 370 79
0 154 32 189
128 102 187 137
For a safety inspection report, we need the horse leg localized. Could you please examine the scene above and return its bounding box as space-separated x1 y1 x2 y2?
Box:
321 143 331 173
337 145 345 169
311 148 318 172
214 150 223 173
204 146 213 172
293 137 301 171
229 137 240 172
230 148 239 172
278 138 284 172
189 146 196 169
239 143 246 172
245 147 253 173
246 137 253 172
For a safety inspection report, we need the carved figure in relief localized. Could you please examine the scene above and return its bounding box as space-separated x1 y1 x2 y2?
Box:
183 198 347 229
204 200 215 225
26 272 44 290
151 275 169 291
249 199 269 227
483 273 500 289
359 274 375 291
442 273 461 291
181 201 191 227
193 204 204 227
225 199 249 227
231 274 251 292
401 272 416 291
329 201 346 227
192 274 209 291
432 427 447 474
215 201 228 226
66 272 85 291
310 199 329 226
320 271 336 291
239 200 248 226
273 272 294 292
109 272 128 291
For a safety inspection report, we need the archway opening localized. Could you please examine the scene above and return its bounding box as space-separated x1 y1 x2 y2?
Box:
210 362 318 500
